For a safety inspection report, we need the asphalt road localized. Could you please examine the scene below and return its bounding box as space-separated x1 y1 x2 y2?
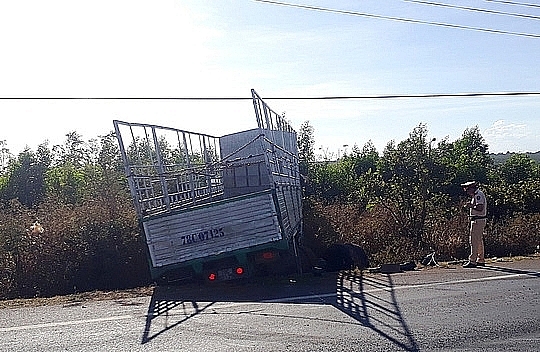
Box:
1 258 539 352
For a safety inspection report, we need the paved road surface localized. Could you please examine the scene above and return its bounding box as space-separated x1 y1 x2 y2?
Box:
1 258 539 351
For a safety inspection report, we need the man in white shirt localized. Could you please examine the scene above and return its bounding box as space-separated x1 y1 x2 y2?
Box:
461 181 487 268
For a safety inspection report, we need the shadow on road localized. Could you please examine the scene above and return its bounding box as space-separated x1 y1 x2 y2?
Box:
335 272 420 352
478 264 540 277
141 286 216 344
141 272 419 350
141 276 335 344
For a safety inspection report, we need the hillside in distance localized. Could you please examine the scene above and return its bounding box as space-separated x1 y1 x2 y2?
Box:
490 151 540 164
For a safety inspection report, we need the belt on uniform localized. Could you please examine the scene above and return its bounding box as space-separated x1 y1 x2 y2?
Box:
470 216 487 221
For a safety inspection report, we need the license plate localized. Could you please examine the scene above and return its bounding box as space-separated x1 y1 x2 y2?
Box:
217 268 235 281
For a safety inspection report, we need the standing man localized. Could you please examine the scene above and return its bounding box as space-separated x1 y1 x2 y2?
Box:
461 181 487 268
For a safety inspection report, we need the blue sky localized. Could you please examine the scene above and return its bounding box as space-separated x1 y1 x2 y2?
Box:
1 0 539 158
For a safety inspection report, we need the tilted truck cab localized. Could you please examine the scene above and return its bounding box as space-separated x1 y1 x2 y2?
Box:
113 90 303 282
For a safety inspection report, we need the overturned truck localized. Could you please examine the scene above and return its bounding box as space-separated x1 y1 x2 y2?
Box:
113 90 303 282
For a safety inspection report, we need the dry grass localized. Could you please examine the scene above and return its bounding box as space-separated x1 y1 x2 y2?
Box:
303 198 540 266
3 254 538 309
0 286 155 309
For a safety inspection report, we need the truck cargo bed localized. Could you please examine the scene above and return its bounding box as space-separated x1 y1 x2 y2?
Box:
113 89 303 281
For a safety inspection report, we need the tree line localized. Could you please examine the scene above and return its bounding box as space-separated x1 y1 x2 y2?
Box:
0 132 149 299
298 122 540 265
0 125 539 299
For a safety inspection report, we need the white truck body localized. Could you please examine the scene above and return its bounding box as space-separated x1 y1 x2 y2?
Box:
114 90 302 281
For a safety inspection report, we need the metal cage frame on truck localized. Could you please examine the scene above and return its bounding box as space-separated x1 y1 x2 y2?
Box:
113 89 303 282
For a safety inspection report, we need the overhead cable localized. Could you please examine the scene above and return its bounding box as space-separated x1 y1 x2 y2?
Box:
484 0 540 9
404 0 540 20
2 92 540 100
253 0 540 38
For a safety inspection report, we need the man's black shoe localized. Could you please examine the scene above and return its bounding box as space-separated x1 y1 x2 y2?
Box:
463 262 477 268
476 262 486 267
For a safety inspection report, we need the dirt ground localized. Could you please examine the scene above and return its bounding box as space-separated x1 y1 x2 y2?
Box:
1 254 538 309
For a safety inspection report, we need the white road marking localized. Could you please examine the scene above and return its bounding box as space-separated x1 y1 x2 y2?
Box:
262 272 536 303
2 270 537 332
0 314 133 332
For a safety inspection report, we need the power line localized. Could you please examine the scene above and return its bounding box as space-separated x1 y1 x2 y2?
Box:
484 0 540 9
253 0 540 38
0 97 253 100
404 0 540 20
1 92 540 100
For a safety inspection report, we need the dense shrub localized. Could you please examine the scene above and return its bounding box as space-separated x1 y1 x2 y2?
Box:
299 122 540 267
302 195 540 267
0 200 37 298
485 214 540 258
0 132 151 299
0 195 150 299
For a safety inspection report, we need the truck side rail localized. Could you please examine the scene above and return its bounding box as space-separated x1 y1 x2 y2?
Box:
251 89 300 189
113 120 224 218
113 90 300 219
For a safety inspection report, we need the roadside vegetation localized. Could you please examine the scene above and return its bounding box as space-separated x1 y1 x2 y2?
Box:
299 122 540 266
1 125 539 299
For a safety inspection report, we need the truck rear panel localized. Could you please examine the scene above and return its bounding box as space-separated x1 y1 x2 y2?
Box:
143 190 281 268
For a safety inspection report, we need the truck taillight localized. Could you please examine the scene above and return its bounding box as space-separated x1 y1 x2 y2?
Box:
262 251 275 260
208 272 217 281
236 267 244 275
